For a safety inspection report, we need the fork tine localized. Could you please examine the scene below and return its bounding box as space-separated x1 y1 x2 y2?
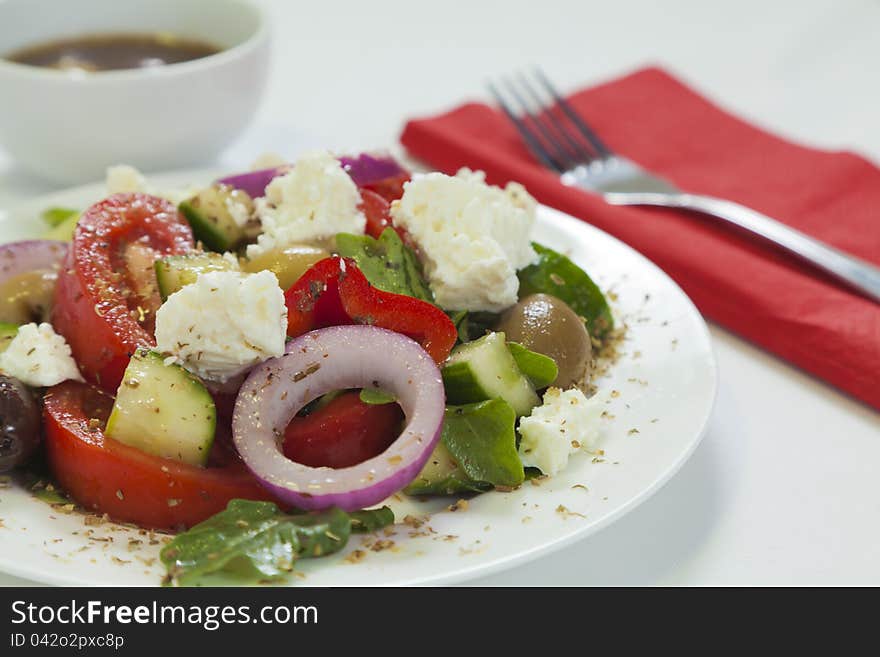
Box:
534 68 613 158
501 77 578 170
515 72 598 165
486 80 564 172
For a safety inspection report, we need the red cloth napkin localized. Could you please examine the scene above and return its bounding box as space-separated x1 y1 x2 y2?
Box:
400 67 880 410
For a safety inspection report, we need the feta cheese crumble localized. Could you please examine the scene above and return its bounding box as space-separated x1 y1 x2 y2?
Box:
224 193 253 228
155 270 288 382
250 152 288 171
248 150 365 258
390 168 537 312
105 163 201 206
106 164 147 194
517 387 604 476
0 323 83 387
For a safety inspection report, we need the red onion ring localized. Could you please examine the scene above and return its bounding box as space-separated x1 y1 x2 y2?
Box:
232 325 445 511
0 239 68 286
216 166 290 199
339 153 407 187
217 153 406 199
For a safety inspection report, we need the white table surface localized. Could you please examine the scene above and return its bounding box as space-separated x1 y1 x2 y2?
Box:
1 0 878 586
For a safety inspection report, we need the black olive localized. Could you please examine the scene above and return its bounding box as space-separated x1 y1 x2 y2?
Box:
0 374 41 472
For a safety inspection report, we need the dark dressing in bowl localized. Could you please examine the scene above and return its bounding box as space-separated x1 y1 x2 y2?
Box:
4 32 221 72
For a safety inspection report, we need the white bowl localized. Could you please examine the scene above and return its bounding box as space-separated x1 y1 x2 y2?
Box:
0 0 269 184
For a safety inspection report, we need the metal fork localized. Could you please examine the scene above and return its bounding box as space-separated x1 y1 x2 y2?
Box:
488 71 880 303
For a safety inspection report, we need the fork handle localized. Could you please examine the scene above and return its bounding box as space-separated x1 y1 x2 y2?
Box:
605 192 880 303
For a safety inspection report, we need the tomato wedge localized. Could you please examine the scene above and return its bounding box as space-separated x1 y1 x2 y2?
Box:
360 189 393 239
44 381 273 531
52 193 194 391
360 170 410 203
284 257 457 364
359 189 414 247
283 392 404 468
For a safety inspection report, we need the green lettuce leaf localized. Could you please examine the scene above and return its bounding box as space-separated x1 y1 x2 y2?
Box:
160 500 394 586
447 310 499 343
507 342 558 389
404 442 493 496
405 400 523 496
442 399 524 489
41 208 80 241
517 242 613 338
358 388 397 405
41 206 79 227
336 228 433 302
349 506 395 533
447 310 469 343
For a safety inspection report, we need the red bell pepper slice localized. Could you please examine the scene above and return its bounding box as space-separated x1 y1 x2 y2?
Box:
284 256 456 364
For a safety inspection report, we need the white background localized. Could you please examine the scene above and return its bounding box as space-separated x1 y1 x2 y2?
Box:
1 0 878 585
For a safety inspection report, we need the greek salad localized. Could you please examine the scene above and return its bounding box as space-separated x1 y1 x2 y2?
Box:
0 151 616 585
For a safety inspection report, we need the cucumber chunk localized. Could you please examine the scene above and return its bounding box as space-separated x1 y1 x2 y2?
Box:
105 349 216 467
179 184 254 252
155 253 239 300
441 332 539 416
0 322 18 353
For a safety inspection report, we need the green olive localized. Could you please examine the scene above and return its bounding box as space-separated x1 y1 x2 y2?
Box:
495 293 592 389
0 269 57 325
241 244 330 290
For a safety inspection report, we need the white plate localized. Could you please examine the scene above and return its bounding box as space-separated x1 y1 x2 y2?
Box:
0 170 717 586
